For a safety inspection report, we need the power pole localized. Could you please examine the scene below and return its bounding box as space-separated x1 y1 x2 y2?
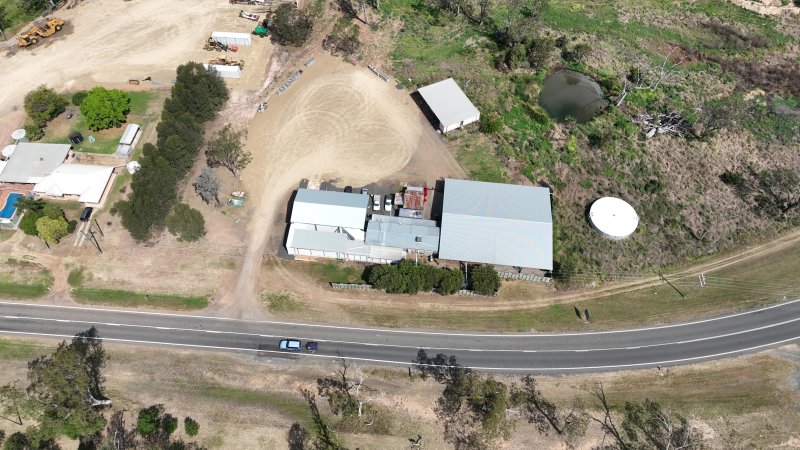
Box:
92 218 105 237
82 230 101 254
88 229 102 254
659 271 685 298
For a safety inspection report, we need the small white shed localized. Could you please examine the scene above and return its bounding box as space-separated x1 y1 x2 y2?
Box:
211 31 252 46
203 64 242 79
417 78 480 133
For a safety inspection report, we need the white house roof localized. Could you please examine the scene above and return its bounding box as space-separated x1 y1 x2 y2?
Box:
0 143 70 183
290 189 369 230
417 78 480 128
438 179 553 270
32 164 114 204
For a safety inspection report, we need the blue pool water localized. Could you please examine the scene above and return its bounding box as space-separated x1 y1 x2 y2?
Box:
0 193 23 220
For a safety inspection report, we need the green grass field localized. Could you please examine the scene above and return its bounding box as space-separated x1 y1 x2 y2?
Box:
72 287 208 310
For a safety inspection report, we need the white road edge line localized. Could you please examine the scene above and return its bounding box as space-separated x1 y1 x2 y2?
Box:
3 315 800 353
0 297 799 337
0 330 797 371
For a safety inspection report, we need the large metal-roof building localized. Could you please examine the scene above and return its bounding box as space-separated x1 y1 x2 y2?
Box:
438 179 553 270
417 78 480 133
286 189 408 263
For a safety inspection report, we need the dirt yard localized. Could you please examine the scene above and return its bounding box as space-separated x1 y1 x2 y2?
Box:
0 0 274 140
216 51 464 319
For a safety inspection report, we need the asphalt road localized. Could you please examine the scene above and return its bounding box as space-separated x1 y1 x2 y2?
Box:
1 299 799 373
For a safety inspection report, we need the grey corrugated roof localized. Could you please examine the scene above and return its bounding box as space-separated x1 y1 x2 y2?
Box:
0 143 70 183
290 189 369 230
288 226 406 261
438 179 553 270
365 216 440 252
417 78 480 128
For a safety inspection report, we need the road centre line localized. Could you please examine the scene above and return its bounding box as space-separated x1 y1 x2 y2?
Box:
2 314 799 354
0 330 797 372
1 298 799 337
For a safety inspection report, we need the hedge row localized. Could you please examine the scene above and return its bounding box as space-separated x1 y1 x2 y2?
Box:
116 63 228 240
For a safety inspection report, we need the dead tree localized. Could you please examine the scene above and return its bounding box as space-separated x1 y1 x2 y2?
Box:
589 383 629 449
615 48 682 107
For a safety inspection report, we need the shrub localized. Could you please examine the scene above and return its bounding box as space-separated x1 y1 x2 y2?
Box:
527 35 555 69
184 417 199 437
469 265 500 296
80 87 131 131
324 17 361 57
137 405 164 436
23 122 44 141
562 43 591 63
720 171 746 190
71 91 88 106
36 216 69 244
24 85 67 125
2 432 28 450
367 261 465 295
162 414 178 435
19 210 43 236
479 112 503 134
271 3 313 46
437 269 464 295
166 203 206 242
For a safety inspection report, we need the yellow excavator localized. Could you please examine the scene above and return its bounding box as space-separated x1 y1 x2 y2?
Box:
208 57 245 68
17 17 65 47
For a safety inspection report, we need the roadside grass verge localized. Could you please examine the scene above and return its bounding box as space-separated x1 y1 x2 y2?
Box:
263 291 304 314
0 338 42 360
341 237 800 332
0 262 54 299
595 355 796 417
71 287 208 310
303 261 365 284
188 382 312 426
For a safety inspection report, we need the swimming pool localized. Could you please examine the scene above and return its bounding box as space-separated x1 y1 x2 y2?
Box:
0 193 23 220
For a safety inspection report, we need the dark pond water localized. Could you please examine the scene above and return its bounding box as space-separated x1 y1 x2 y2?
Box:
538 69 608 123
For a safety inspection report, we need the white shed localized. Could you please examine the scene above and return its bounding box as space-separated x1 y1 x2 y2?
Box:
417 78 480 133
203 64 242 79
211 31 252 46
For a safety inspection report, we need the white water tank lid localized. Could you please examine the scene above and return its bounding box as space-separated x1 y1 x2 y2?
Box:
1 145 16 158
589 197 639 238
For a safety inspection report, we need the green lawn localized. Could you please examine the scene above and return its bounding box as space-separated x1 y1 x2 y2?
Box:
43 90 156 154
72 287 208 310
